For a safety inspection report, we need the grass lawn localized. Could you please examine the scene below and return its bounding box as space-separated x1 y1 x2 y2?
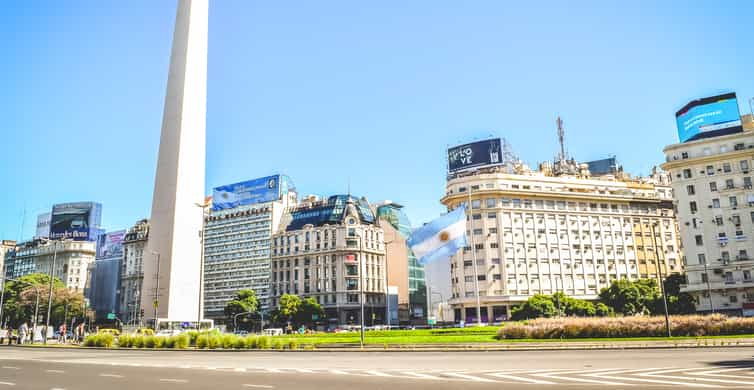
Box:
275 327 754 345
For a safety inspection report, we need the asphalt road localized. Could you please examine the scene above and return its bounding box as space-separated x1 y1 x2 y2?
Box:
1 346 754 389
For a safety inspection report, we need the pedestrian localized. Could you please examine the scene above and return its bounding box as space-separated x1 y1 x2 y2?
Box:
60 323 67 343
18 322 28 345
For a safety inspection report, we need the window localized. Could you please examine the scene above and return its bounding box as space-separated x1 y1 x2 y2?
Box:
712 198 720 208
744 270 752 281
682 169 692 178
472 214 482 220
477 275 486 281
695 235 703 246
745 177 752 189
723 163 732 173
706 165 715 175
464 275 474 282
681 152 689 159
689 201 698 214
726 179 735 189
471 200 481 209
701 273 708 283
493 274 502 280
486 198 497 208
487 212 497 219
489 227 497 234
697 253 706 265
730 196 738 208
715 215 723 225
473 228 483 235
742 160 750 171
686 185 695 195
490 243 499 249
709 182 717 192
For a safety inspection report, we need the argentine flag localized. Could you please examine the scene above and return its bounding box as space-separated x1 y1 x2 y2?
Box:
407 205 468 265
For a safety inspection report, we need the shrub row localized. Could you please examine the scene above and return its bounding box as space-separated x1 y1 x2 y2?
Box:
110 332 299 350
83 333 114 347
117 333 190 349
497 314 754 339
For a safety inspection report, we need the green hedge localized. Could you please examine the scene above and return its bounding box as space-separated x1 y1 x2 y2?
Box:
104 332 287 350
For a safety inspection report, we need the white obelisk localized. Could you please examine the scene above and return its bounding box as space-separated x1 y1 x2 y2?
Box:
142 0 208 325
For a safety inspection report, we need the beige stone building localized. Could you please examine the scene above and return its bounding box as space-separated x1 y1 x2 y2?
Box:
443 162 681 323
0 240 15 279
662 115 754 314
270 195 387 327
7 239 95 292
119 219 149 325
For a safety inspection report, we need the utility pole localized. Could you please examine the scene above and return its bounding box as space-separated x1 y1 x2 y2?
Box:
195 202 210 330
467 190 483 326
359 233 365 347
151 251 161 330
650 223 672 338
44 240 60 345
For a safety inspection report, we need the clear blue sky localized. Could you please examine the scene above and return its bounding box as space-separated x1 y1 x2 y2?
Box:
2 1 753 240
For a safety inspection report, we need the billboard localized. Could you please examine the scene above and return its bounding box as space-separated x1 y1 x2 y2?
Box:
49 202 102 241
676 93 742 143
212 175 288 211
96 230 125 260
447 138 502 173
36 212 51 238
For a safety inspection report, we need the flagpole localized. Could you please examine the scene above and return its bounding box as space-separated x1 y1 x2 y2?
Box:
467 189 483 326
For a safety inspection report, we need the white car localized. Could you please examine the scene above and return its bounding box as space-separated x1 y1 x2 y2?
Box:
156 329 183 337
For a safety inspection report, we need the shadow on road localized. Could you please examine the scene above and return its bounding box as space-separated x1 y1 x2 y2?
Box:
707 356 754 369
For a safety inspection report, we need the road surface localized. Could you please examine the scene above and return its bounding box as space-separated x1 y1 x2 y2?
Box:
1 346 754 389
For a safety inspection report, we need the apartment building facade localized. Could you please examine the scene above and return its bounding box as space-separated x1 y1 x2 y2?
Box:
662 116 754 314
120 219 149 325
443 164 681 323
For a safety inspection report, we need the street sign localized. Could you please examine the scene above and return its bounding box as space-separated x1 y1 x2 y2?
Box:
428 317 436 326
106 313 115 320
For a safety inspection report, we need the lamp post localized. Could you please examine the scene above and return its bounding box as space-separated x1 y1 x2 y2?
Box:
44 239 61 345
151 251 161 330
232 311 256 332
381 239 394 328
359 234 365 347
195 202 210 330
649 223 671 338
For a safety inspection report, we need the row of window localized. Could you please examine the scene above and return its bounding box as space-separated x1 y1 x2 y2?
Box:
680 159 752 179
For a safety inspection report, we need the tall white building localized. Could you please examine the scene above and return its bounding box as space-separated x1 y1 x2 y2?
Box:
141 0 208 326
662 114 754 314
202 175 297 321
443 162 681 323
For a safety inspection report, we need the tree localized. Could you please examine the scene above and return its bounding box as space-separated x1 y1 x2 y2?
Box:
511 294 557 320
1 273 66 328
599 279 660 316
223 289 259 331
278 294 301 324
663 274 696 315
294 297 324 328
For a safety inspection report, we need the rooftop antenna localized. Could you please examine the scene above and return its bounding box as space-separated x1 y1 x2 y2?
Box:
557 116 567 164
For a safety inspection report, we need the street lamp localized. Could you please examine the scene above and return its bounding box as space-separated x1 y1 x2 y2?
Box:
44 239 62 345
649 223 671 338
151 251 161 330
195 202 210 330
232 311 256 332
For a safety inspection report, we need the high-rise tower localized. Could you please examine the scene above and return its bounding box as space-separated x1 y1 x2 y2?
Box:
141 0 208 325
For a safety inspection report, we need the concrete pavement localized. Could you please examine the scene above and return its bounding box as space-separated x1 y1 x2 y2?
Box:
1 346 754 389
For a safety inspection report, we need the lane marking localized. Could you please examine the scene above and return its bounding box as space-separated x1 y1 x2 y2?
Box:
234 368 247 372
487 372 556 384
45 370 65 374
365 370 393 377
0 382 15 387
295 369 315 373
690 367 754 380
243 385 274 389
400 371 441 380
442 372 496 382
265 368 283 373
587 369 719 388
639 368 752 386
533 369 631 386
1 367 20 370
99 374 124 378
329 369 349 375
159 379 188 383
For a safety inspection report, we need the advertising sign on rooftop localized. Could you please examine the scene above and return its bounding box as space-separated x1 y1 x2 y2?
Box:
96 230 125 260
676 93 742 143
447 138 502 173
49 202 102 241
212 175 290 211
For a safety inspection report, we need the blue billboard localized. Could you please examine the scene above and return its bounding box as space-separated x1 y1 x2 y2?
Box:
49 202 102 241
212 174 293 211
676 93 742 143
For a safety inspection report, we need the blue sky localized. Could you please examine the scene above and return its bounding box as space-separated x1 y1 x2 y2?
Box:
2 0 753 240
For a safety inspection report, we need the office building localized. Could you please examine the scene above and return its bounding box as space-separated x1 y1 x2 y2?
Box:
141 0 208 326
662 113 754 314
375 202 427 324
86 231 125 322
0 240 16 280
6 239 96 292
270 195 387 327
120 219 149 325
443 136 681 323
203 175 297 321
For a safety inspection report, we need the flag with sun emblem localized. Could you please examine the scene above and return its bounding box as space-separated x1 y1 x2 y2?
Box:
407 205 468 265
